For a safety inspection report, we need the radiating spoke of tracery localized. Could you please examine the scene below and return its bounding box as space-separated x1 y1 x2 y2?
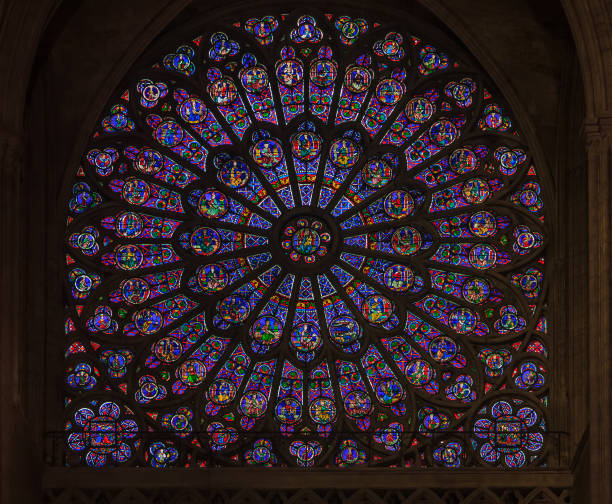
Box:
63 10 549 469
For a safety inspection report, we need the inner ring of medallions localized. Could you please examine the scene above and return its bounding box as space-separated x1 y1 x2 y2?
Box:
271 206 341 274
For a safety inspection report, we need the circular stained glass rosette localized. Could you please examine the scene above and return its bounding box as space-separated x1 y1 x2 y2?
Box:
65 9 547 469
362 158 393 188
208 379 237 405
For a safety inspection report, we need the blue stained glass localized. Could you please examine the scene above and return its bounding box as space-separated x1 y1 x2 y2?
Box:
207 67 251 138
65 10 548 470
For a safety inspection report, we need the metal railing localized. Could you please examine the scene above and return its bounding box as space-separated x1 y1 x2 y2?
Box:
43 429 569 469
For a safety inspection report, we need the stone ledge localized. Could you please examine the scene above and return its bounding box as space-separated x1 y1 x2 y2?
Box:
43 466 573 489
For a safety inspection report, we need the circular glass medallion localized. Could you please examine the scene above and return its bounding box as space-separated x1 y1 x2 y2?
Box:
329 316 361 345
517 231 536 249
340 442 360 464
381 38 400 57
449 148 478 174
240 391 267 418
341 21 359 40
178 359 206 386
198 190 228 218
405 97 434 123
76 232 96 251
378 424 402 448
520 273 538 293
154 121 182 147
430 120 458 146
115 244 143 270
362 159 393 188
345 65 372 93
135 148 163 175
73 273 93 293
292 228 320 255
376 78 403 105
391 227 422 255
190 227 221 256
309 398 336 424
406 359 434 386
218 295 250 323
252 445 272 464
362 295 393 324
251 316 283 346
115 212 143 238
291 132 321 160
276 59 303 87
383 264 414 292
329 139 359 169
384 190 414 219
219 158 250 188
344 390 372 418
275 397 302 424
209 78 237 105
375 379 404 405
197 263 228 294
469 244 497 269
290 323 321 352
134 308 163 334
310 59 338 87
121 277 150 304
449 307 477 334
179 98 206 123
154 336 182 363
462 178 490 204
251 138 283 168
429 337 457 363
208 379 237 406
92 309 112 331
122 178 150 205
241 66 268 93
469 211 496 237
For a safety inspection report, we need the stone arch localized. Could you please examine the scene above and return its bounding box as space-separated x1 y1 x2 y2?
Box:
0 0 609 501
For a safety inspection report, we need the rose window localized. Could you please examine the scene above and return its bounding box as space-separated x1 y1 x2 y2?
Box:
63 10 549 468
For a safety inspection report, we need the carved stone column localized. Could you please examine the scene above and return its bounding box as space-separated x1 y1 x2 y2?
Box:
585 115 612 502
0 126 39 503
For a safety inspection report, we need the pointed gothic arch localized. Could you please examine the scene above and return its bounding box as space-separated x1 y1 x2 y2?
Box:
5 0 612 502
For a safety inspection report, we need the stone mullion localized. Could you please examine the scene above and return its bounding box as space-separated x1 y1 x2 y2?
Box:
585 118 612 502
0 127 29 501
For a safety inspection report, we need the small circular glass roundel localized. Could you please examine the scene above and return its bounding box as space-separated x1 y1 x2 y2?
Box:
208 379 237 405
218 295 250 323
282 218 330 264
345 65 373 93
384 264 414 292
121 277 149 304
197 264 228 294
241 66 268 93
362 159 393 188
219 159 250 188
251 316 282 345
309 398 337 424
198 190 228 218
290 323 321 352
240 391 267 418
291 132 321 160
329 316 361 345
405 97 434 123
329 139 359 168
116 212 143 237
275 397 302 424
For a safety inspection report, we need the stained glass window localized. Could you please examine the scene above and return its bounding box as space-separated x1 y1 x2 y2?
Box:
63 10 549 469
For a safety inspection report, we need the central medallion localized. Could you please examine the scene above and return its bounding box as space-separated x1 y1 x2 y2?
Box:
282 217 331 263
